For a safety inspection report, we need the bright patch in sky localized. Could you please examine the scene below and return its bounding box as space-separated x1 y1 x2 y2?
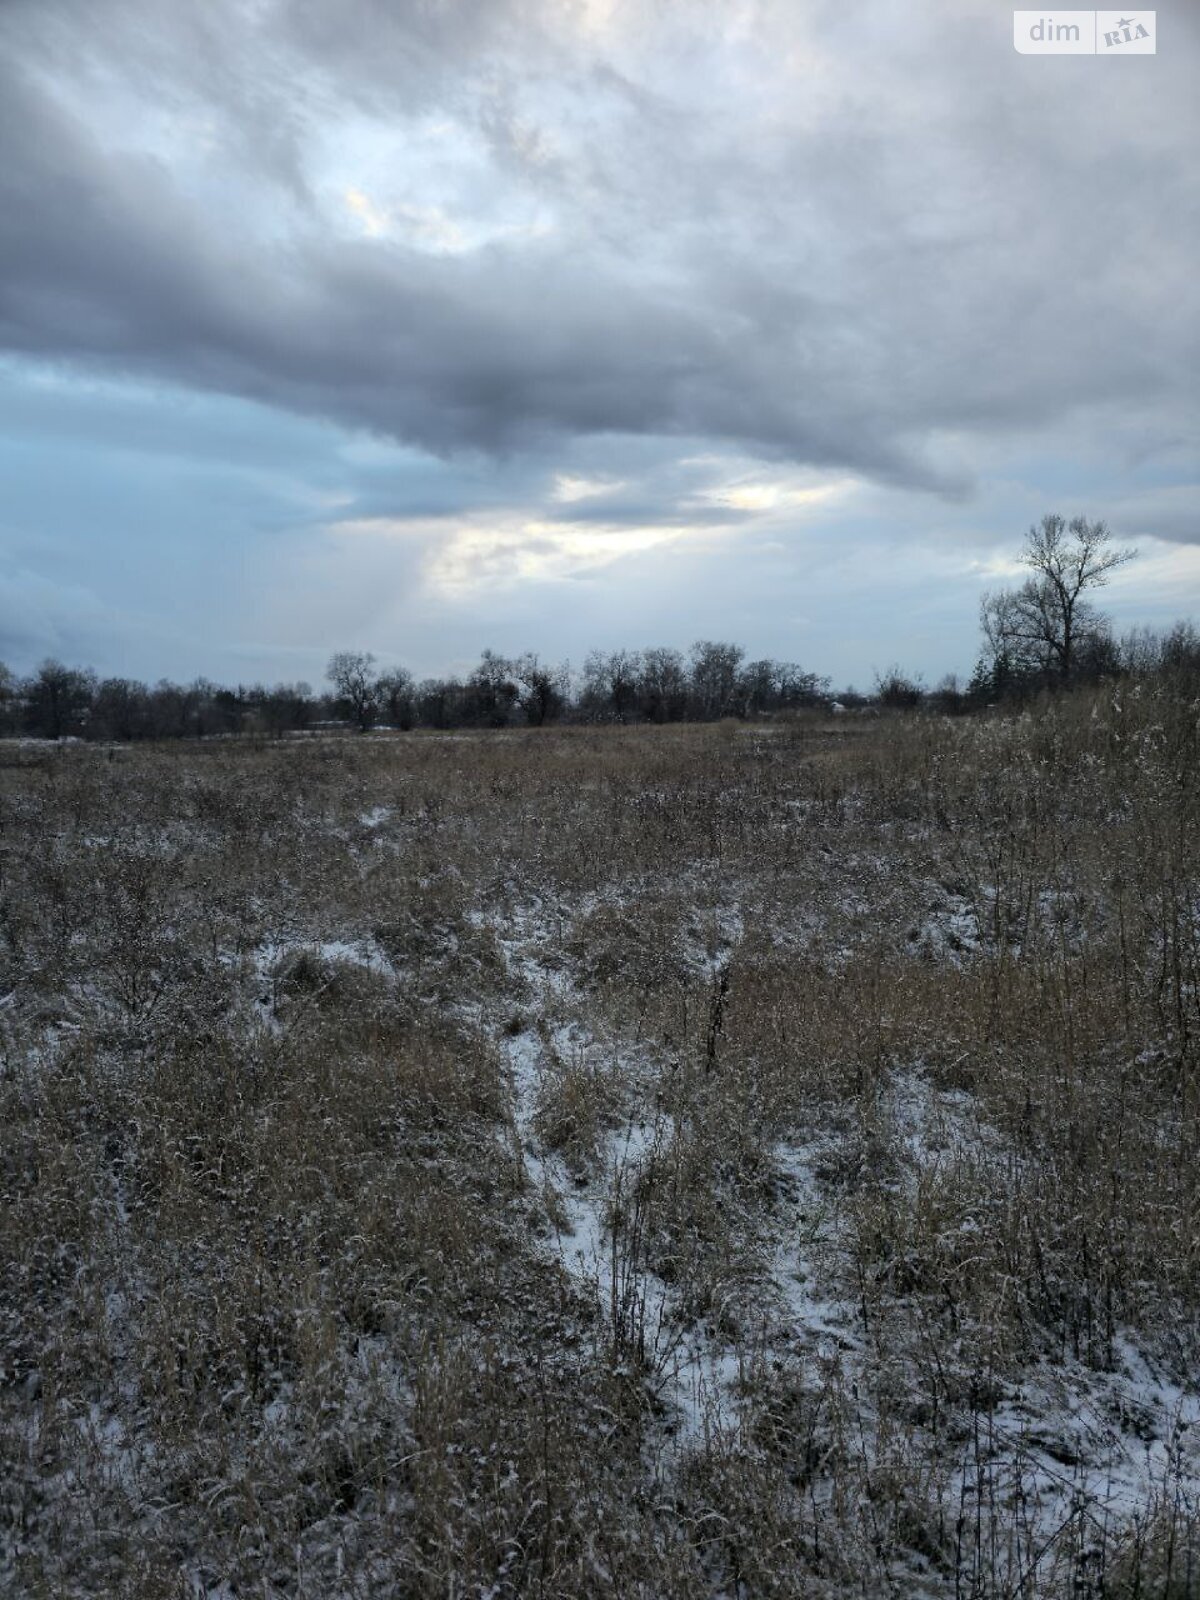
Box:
553 474 627 503
698 478 850 514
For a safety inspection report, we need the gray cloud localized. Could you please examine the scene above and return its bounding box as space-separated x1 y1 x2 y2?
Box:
0 0 1196 504
0 566 121 662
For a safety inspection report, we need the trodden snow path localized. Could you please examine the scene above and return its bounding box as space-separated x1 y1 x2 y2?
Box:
470 894 761 1447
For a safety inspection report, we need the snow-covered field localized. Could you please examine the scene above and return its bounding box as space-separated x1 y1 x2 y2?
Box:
1 696 1197 1596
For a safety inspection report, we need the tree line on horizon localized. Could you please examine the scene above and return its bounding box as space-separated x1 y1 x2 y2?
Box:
3 518 1197 742
0 641 833 743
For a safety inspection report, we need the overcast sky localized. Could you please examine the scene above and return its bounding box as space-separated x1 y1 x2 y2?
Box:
1 0 1197 690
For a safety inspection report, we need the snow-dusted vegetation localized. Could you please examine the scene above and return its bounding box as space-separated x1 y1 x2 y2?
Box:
2 685 1198 1597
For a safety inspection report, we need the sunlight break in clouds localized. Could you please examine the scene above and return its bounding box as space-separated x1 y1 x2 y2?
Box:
0 0 1194 684
553 474 628 504
343 187 390 239
330 512 718 597
697 478 852 514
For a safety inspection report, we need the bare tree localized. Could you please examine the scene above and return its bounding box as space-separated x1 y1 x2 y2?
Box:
976 586 1042 694
467 650 520 727
740 659 830 715
377 668 416 730
512 654 567 726
637 646 688 722
689 640 745 719
259 681 313 738
979 515 1135 688
24 659 97 740
581 649 642 721
874 665 924 709
326 650 380 731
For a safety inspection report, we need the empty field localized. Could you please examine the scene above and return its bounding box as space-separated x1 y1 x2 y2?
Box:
2 689 1198 1597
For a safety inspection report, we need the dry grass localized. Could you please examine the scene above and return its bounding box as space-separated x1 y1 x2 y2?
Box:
1 685 1197 1595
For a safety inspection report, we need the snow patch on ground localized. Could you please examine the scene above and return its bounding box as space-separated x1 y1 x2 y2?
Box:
239 936 397 1032
913 892 981 964
479 893 756 1447
766 1069 1200 1568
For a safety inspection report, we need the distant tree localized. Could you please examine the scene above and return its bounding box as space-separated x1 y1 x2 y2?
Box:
1119 626 1163 677
23 659 96 740
512 654 567 727
874 666 924 710
1115 622 1200 685
735 659 829 716
377 668 416 731
211 686 249 736
467 650 520 728
689 640 745 719
92 677 152 741
979 515 1136 691
1160 620 1200 676
260 682 313 738
416 676 464 730
188 679 224 739
0 663 19 736
143 679 207 740
973 588 1040 700
636 647 689 723
740 658 779 717
929 673 967 716
581 650 641 721
327 651 380 731
774 662 830 711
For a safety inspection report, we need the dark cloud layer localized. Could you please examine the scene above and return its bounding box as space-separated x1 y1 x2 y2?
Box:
2 0 1196 500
